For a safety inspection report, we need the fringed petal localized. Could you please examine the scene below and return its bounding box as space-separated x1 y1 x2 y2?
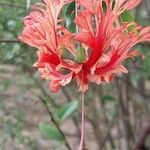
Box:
75 32 94 48
122 0 141 10
126 50 145 60
77 0 100 13
59 59 82 74
76 76 89 92
50 80 60 93
34 51 60 68
58 27 76 55
74 10 94 36
88 74 102 84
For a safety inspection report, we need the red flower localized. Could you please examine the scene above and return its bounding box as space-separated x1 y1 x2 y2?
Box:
19 0 150 92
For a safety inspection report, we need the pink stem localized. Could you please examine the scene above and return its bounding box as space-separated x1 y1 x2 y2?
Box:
79 91 85 150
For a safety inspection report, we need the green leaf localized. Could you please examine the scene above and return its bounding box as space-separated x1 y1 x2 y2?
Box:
65 1 76 33
121 11 137 32
121 10 134 22
102 0 115 13
101 95 115 103
75 46 86 63
39 123 64 141
65 1 75 17
65 13 76 33
26 0 31 9
56 100 78 121
102 1 107 13
59 1 75 18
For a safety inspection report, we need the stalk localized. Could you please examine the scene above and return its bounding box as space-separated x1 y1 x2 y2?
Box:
79 91 85 150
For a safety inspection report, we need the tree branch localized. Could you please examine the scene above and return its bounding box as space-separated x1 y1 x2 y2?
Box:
0 39 20 43
135 120 150 150
39 96 72 150
62 87 81 135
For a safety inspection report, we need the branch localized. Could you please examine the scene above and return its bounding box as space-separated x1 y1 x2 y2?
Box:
116 78 133 150
100 117 116 149
62 87 81 134
143 0 150 21
39 96 72 150
0 39 20 43
30 74 59 108
135 121 150 150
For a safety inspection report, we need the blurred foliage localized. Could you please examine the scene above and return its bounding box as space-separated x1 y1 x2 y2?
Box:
0 1 41 149
0 0 38 68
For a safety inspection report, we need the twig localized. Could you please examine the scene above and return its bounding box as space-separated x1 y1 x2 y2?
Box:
75 0 79 33
100 117 116 149
39 96 72 150
62 87 72 103
89 85 115 149
0 39 20 43
135 120 150 150
86 115 102 150
143 0 150 21
30 74 59 108
62 87 81 134
97 85 116 149
116 78 132 150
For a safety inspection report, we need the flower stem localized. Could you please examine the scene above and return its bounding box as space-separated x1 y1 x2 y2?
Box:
79 91 85 150
75 0 79 33
76 1 85 148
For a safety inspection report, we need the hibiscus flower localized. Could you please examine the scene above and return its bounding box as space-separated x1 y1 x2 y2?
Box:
19 0 150 93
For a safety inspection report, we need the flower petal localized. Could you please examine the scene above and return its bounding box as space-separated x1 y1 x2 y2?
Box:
74 10 94 36
75 32 94 48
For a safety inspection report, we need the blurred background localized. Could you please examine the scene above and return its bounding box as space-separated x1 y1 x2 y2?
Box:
0 0 150 150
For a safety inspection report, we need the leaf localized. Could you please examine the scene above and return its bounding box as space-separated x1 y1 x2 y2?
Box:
102 1 107 13
121 11 137 32
121 10 134 22
102 0 115 12
75 46 86 63
65 1 75 17
101 95 115 103
26 0 31 9
59 1 75 18
65 13 76 33
39 123 64 141
56 100 78 121
65 1 76 33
